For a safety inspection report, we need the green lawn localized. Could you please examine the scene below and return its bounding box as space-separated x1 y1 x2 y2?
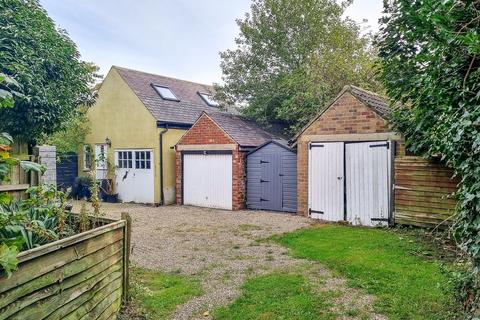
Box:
123 268 203 319
276 225 457 319
214 272 336 320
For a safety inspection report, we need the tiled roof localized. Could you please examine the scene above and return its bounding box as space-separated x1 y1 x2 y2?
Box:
348 85 390 117
206 112 285 148
290 85 392 144
115 66 226 125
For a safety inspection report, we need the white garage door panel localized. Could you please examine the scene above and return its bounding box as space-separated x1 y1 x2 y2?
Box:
308 142 344 221
183 154 232 210
346 142 390 226
115 149 154 204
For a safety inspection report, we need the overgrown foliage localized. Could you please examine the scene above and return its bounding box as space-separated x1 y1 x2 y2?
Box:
216 0 382 133
376 0 480 313
0 186 72 277
0 0 98 143
40 107 91 154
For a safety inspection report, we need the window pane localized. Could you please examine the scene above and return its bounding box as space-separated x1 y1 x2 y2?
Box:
146 161 151 169
141 161 145 169
128 160 132 168
153 85 179 101
135 160 140 169
199 92 219 107
146 152 150 160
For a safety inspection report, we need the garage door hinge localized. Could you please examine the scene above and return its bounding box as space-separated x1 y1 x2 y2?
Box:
371 217 389 222
309 144 324 149
309 208 324 215
260 179 269 183
369 142 389 149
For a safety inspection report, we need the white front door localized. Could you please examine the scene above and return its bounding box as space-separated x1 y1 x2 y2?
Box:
345 141 391 226
308 142 344 221
95 144 108 179
115 149 154 203
183 153 232 210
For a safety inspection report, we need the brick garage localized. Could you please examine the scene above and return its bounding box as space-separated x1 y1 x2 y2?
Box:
292 85 402 223
176 112 279 210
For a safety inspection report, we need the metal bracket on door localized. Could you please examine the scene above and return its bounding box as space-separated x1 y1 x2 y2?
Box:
260 179 269 183
309 208 324 215
260 198 269 202
260 160 269 163
309 144 324 149
369 142 389 149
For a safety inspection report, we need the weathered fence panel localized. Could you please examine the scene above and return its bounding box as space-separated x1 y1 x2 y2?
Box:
0 215 131 320
394 156 458 228
0 155 38 200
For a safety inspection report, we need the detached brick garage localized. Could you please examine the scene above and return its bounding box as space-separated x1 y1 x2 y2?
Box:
293 85 458 228
293 85 402 226
175 112 279 210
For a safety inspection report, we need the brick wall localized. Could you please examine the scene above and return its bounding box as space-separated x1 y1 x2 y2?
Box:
297 92 391 216
176 114 246 210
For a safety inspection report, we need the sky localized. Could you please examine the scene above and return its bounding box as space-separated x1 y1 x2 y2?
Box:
40 0 384 85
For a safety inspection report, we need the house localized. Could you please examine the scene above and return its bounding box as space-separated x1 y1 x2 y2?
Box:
175 111 283 210
80 66 226 204
292 85 458 227
246 141 297 213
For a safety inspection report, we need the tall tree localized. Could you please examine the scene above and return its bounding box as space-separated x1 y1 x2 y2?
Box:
216 0 381 133
0 0 98 143
377 0 480 309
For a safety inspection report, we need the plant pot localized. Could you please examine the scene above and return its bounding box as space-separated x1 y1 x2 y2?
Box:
103 193 118 203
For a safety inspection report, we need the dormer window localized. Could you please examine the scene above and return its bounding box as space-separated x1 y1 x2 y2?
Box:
198 92 219 107
152 85 179 101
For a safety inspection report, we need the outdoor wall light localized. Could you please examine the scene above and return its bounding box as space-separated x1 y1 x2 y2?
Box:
105 137 112 147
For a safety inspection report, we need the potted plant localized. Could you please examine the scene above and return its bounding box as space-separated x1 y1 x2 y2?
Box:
99 157 118 203
100 178 118 203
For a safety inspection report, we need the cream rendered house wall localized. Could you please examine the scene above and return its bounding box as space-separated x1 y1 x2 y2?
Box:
80 67 187 204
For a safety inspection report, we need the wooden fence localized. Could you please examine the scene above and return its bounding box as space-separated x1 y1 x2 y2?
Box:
0 213 132 320
0 156 39 199
394 156 459 228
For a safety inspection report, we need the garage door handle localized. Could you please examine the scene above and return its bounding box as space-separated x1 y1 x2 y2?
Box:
260 198 269 201
337 176 343 180
260 179 269 183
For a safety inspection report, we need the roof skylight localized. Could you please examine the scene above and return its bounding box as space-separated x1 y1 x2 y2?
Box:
198 92 219 107
152 85 179 101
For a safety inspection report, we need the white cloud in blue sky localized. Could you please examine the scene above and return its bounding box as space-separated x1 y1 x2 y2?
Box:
40 0 383 84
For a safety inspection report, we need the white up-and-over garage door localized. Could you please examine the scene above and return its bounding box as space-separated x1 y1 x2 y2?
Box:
308 141 392 226
183 152 233 210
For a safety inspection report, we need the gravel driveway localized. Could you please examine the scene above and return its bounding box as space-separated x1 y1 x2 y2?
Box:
73 202 385 320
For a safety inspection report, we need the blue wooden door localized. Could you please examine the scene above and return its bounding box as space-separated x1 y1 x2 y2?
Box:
260 153 282 211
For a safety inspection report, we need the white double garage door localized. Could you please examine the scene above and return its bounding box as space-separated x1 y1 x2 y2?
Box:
182 152 233 210
309 141 393 226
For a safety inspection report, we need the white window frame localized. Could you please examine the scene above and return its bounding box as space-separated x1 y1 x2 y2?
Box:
83 145 92 171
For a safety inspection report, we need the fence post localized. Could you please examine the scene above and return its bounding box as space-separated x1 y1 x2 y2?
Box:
121 212 132 302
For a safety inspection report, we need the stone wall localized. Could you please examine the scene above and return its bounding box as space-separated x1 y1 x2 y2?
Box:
34 145 57 187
